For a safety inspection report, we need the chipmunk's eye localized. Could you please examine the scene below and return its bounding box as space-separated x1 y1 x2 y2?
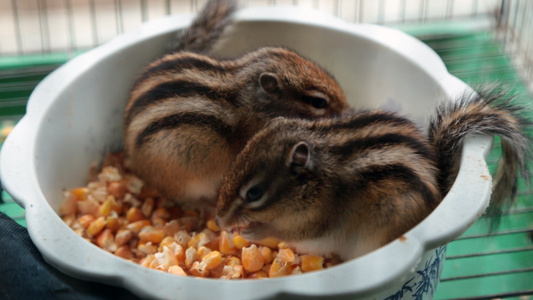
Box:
301 91 328 109
245 186 264 203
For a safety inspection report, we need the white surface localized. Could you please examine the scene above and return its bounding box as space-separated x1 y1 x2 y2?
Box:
0 6 493 300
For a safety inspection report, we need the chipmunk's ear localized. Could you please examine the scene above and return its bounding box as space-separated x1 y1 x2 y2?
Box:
289 141 312 175
259 72 281 95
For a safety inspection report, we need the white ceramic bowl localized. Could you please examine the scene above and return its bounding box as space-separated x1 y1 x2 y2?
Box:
1 6 493 300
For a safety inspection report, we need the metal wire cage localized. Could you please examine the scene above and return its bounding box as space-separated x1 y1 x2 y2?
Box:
0 1 532 299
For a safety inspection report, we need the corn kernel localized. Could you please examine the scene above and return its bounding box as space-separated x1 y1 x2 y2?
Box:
277 248 296 264
105 215 121 232
86 216 106 237
206 219 221 232
162 220 180 237
247 271 268 279
138 242 158 255
158 236 175 252
200 250 223 270
197 246 212 260
232 234 250 250
141 197 154 217
188 232 209 249
70 187 90 200
107 180 127 199
76 199 100 215
115 245 135 260
77 214 95 229
126 207 145 223
189 261 209 277
151 207 170 220
257 237 279 249
168 242 185 262
98 197 113 217
259 246 273 264
168 265 187 276
139 226 165 244
300 255 324 273
185 246 198 268
225 256 241 267
115 229 133 247
154 246 178 271
241 244 264 273
61 191 78 216
219 231 237 255
268 258 292 278
96 229 117 252
125 219 151 233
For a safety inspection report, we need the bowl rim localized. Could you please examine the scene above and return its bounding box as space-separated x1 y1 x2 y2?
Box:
0 5 493 299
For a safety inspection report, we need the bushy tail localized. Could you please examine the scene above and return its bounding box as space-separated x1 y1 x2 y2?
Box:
172 0 238 53
428 86 533 216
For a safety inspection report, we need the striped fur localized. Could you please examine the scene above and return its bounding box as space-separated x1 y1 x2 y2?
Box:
216 87 533 260
216 113 441 260
429 87 533 217
124 0 350 205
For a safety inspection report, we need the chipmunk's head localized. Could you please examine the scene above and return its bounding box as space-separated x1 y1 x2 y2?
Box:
250 47 350 119
215 118 328 243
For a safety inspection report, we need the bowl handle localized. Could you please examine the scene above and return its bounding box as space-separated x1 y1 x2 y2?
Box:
0 117 34 208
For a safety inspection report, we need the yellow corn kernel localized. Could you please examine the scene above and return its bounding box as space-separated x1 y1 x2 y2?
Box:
232 234 250 250
105 214 121 232
151 207 170 220
141 197 154 217
188 232 208 249
96 228 117 252
197 246 212 260
98 196 113 217
173 230 191 248
185 246 198 268
125 219 151 233
189 261 209 277
168 265 187 276
154 246 178 271
241 244 264 273
137 241 158 255
61 191 78 216
218 231 237 255
168 242 185 262
77 214 95 229
140 254 156 268
206 219 221 232
200 250 223 270
125 207 145 223
115 245 135 260
158 236 175 252
247 271 268 279
277 248 296 264
139 226 165 244
115 229 133 247
70 187 90 200
162 220 180 237
107 180 127 199
86 216 107 237
259 246 273 264
257 237 279 249
76 198 100 215
268 258 292 278
225 256 241 267
300 255 324 273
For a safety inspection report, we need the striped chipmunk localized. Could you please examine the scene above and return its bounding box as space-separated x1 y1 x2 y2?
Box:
123 0 350 206
216 88 532 260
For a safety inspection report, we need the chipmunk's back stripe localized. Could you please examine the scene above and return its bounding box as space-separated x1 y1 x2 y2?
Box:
355 164 439 206
133 55 239 88
330 133 435 161
323 112 413 132
126 79 238 125
136 112 233 147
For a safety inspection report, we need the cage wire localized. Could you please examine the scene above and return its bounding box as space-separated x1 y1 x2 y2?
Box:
0 0 532 299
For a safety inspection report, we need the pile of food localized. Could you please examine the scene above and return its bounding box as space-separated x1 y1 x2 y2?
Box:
60 153 338 279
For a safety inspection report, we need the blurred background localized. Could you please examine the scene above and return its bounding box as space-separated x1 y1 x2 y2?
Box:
0 0 532 299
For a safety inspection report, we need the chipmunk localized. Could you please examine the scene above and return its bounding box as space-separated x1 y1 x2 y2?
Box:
123 0 350 205
216 88 532 260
